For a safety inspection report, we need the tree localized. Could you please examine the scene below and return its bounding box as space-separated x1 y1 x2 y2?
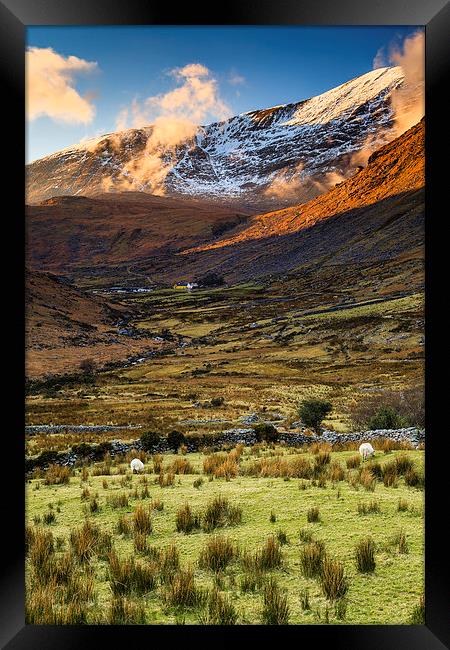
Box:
140 430 161 451
196 272 225 288
298 399 332 433
167 430 186 451
253 423 279 443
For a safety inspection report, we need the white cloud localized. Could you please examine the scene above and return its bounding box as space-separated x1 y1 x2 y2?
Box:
26 47 98 124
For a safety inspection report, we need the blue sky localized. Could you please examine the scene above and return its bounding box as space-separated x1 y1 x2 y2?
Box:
26 26 421 162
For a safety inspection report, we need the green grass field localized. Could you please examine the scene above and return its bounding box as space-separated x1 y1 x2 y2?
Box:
26 446 424 625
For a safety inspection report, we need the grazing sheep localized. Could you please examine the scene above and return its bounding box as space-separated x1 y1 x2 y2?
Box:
130 458 145 474
359 443 375 461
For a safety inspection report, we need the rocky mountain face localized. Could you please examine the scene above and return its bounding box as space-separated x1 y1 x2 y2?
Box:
26 66 405 209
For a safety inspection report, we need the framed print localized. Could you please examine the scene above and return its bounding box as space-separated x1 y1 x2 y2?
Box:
1 0 449 647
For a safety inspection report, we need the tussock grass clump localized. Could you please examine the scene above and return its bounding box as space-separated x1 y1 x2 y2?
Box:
193 477 204 489
242 456 311 479
405 467 424 488
394 454 415 475
89 497 100 513
160 544 180 583
158 470 175 487
328 460 346 482
132 505 152 535
199 535 238 573
390 530 409 554
107 493 129 509
300 540 326 578
253 536 283 571
151 497 164 511
202 495 242 532
382 461 398 487
269 511 277 523
133 531 148 553
25 586 90 625
261 578 290 625
299 528 314 543
44 464 71 485
346 455 361 469
43 510 56 525
214 457 239 480
92 460 111 476
276 530 288 545
314 451 331 471
320 557 348 601
108 550 158 595
81 487 90 501
28 528 54 575
69 520 112 562
164 567 206 609
307 506 320 523
398 498 409 512
107 595 146 624
300 588 310 610
176 503 201 534
358 467 376 491
169 457 195 475
116 514 131 536
355 537 376 573
335 597 348 620
199 588 238 625
240 571 266 593
152 454 163 474
409 594 425 624
357 500 381 515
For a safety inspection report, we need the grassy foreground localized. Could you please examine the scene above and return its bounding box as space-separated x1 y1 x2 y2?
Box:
26 446 424 625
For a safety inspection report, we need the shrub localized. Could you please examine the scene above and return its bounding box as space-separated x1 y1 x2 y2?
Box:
298 399 332 433
355 537 376 573
321 557 348 601
261 578 290 625
202 496 242 532
198 536 238 572
44 464 71 485
176 503 201 534
300 540 326 578
140 431 161 451
167 429 186 451
350 387 424 430
307 506 320 523
368 406 407 430
253 423 279 443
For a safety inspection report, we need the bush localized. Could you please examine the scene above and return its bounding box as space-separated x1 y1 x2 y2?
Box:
355 537 376 573
196 272 225 288
298 399 332 433
167 430 185 451
253 423 279 443
368 406 408 430
140 431 161 451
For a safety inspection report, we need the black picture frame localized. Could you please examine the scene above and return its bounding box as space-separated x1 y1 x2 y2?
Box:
1 1 448 647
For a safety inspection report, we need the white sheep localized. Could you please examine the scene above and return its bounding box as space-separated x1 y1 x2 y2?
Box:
359 442 375 461
130 458 145 473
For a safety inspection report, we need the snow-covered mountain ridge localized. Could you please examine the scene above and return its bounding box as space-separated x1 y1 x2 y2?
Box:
26 66 405 207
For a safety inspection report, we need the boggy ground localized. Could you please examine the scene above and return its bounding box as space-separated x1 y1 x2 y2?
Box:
26 445 424 625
